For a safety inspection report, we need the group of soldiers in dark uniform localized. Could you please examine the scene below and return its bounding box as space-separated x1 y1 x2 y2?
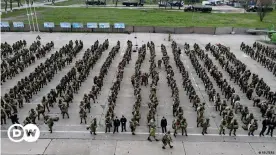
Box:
241 42 276 76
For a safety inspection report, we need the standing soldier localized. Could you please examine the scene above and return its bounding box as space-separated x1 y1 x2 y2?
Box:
1 109 7 124
158 60 162 68
219 118 227 135
45 116 54 133
229 119 238 136
202 118 210 135
259 117 269 137
60 103 69 119
180 118 188 136
147 119 159 142
266 116 276 137
36 104 45 120
29 109 37 124
87 118 97 135
129 118 139 135
79 108 87 124
105 116 112 133
248 119 258 136
162 131 173 149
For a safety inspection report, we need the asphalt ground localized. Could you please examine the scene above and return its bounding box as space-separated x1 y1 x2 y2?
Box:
1 32 276 155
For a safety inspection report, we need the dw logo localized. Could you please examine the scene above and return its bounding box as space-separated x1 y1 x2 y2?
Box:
7 124 40 142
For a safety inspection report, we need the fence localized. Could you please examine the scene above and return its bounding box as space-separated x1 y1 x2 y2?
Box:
0 22 271 35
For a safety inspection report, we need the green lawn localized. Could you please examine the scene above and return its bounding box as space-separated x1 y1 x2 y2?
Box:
1 8 276 28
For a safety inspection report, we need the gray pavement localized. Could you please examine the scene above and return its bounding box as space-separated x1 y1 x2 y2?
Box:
1 32 276 155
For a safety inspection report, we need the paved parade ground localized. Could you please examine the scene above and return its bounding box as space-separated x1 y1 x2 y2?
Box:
1 32 276 155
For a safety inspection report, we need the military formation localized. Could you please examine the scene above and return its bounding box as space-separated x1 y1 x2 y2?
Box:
1 36 276 150
241 42 276 76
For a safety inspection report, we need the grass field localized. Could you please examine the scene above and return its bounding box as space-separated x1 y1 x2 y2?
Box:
1 8 276 28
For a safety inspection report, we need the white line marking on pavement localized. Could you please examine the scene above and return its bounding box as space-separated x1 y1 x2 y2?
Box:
1 130 274 137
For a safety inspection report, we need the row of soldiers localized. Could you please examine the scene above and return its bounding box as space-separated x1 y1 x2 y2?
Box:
1 40 54 83
147 42 160 141
105 41 133 133
241 42 276 76
131 44 146 136
130 43 145 136
252 42 276 61
79 40 117 128
1 40 26 58
170 41 191 136
1 40 83 133
78 40 111 125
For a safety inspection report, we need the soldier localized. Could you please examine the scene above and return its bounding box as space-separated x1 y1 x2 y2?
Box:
229 119 238 136
259 117 269 137
158 60 162 68
241 106 249 121
105 116 112 133
162 131 173 149
1 109 7 124
87 118 97 135
219 118 227 135
172 118 180 137
79 108 87 124
248 119 258 136
44 117 54 133
202 118 210 135
129 118 139 135
266 116 276 137
23 116 32 126
60 103 69 119
36 104 45 120
29 108 37 124
42 96 50 112
147 119 159 142
180 118 188 136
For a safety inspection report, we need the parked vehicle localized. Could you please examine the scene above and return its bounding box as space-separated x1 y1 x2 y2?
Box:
246 5 273 12
122 1 144 6
184 5 212 12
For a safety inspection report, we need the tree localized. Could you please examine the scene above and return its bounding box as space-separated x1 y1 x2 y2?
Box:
115 0 118 6
4 0 8 12
178 0 182 10
9 0 13 11
256 0 273 22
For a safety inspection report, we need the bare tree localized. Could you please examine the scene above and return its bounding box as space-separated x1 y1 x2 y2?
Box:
115 0 119 6
178 0 182 10
4 0 8 12
256 0 273 22
9 0 13 11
